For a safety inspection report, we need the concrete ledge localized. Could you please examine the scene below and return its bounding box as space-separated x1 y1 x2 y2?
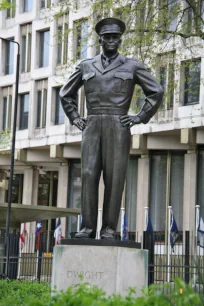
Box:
60 238 141 249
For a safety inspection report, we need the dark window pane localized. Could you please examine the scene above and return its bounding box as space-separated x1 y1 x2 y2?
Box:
27 33 32 72
40 30 50 67
55 88 64 125
20 93 29 130
3 97 7 130
150 153 167 231
184 60 201 105
57 26 62 64
160 66 167 109
43 89 47 128
24 0 32 12
41 0 45 8
37 91 42 128
170 153 184 230
22 36 27 72
198 150 204 219
5 40 14 75
125 158 138 234
67 162 81 236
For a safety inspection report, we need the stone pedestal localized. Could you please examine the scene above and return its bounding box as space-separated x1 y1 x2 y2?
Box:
52 240 148 297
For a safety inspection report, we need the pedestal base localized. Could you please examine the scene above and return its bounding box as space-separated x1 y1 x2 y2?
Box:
52 240 148 297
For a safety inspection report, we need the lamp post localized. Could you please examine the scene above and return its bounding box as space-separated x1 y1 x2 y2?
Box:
0 37 20 277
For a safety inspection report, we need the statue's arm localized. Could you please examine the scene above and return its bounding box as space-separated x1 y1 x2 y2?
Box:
59 63 83 125
120 61 163 128
134 62 164 124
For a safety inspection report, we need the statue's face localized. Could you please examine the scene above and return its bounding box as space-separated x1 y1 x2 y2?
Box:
99 33 121 53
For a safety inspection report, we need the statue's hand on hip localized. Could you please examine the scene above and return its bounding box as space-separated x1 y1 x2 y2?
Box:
73 117 87 131
120 115 141 129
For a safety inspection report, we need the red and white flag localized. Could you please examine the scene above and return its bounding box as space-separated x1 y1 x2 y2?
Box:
54 218 64 245
19 223 27 250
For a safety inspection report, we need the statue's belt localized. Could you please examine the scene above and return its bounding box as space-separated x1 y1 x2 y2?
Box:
87 108 127 115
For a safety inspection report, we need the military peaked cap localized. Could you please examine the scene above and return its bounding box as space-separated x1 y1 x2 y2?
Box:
95 17 126 35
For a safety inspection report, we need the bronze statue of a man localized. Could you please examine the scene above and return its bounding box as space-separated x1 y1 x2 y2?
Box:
60 18 163 240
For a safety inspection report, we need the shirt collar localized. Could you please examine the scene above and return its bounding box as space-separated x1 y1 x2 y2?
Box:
101 52 119 62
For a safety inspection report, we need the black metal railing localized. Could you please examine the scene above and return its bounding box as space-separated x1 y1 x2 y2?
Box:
0 230 203 293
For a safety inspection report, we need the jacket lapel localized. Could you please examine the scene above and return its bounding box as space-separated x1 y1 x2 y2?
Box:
92 55 104 74
92 54 126 74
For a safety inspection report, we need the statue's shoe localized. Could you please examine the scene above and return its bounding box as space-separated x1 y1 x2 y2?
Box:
100 227 115 240
74 228 96 239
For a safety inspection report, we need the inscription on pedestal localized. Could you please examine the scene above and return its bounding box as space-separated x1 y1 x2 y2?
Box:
67 271 104 280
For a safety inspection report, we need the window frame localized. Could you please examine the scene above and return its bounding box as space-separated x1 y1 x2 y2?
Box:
19 93 29 130
73 19 88 60
181 58 201 106
36 79 48 129
21 23 32 73
54 87 64 125
57 14 69 65
39 29 50 68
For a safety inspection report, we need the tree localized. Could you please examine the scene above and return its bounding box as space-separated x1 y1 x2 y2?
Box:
0 0 13 10
46 0 204 110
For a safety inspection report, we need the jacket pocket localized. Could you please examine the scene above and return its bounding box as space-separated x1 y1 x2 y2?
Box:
82 72 96 81
82 72 96 93
114 71 133 94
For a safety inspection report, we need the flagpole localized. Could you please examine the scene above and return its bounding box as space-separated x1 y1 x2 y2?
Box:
77 215 81 233
167 206 172 283
96 208 102 240
144 207 148 231
121 207 125 241
194 205 200 286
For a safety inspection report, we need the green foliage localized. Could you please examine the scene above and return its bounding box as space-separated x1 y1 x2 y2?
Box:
0 1 13 10
0 278 203 306
0 280 50 306
0 129 11 151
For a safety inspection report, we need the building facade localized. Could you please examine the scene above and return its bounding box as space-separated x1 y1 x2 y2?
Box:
0 0 203 248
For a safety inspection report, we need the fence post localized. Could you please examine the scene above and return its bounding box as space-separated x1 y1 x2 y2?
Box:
184 231 190 284
143 231 154 285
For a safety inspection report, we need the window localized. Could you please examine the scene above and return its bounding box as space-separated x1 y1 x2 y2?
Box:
184 0 204 32
67 161 81 236
5 39 14 75
125 157 138 239
158 53 175 110
23 0 32 12
55 87 64 125
73 19 88 59
41 0 51 8
6 174 23 204
6 0 15 18
57 14 68 65
36 79 48 128
37 171 58 252
19 93 29 130
39 30 50 67
182 59 201 106
197 149 204 219
150 152 184 234
78 87 86 117
21 24 32 73
1 87 12 131
158 0 179 39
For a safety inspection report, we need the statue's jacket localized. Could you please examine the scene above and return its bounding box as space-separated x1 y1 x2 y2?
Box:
60 54 163 124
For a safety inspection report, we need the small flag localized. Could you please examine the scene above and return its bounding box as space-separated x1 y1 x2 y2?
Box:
170 212 179 250
122 213 128 241
146 215 153 233
35 221 43 250
19 223 27 250
54 218 64 245
197 215 204 248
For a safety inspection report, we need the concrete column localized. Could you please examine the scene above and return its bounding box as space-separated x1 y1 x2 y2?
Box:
183 152 197 232
136 155 150 241
57 163 69 236
22 167 39 250
0 171 6 202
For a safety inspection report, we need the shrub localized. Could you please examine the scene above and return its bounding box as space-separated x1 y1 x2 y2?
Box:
0 278 203 306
